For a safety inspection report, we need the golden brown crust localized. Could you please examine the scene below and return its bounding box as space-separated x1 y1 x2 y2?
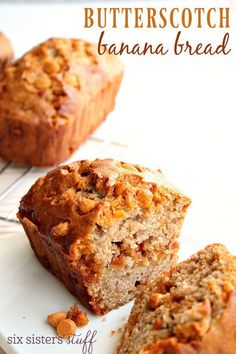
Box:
0 32 13 75
19 215 96 312
0 38 123 166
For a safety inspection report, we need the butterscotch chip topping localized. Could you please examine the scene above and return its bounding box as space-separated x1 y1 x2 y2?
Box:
77 197 96 214
51 222 69 237
44 60 60 74
136 189 153 208
35 73 52 89
0 38 106 124
114 182 129 196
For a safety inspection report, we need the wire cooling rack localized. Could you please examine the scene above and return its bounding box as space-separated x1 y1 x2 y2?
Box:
0 136 128 224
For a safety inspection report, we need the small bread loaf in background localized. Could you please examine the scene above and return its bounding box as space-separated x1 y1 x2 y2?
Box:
18 159 191 315
0 38 123 166
117 243 236 354
0 32 13 75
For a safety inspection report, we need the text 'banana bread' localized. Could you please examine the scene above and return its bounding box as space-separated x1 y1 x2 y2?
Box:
118 243 236 354
18 159 191 315
0 38 123 166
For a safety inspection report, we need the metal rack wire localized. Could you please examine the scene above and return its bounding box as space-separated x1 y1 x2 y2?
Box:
0 136 127 224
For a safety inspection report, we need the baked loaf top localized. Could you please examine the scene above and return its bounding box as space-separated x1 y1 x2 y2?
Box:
18 158 190 257
0 32 13 74
0 38 123 127
117 243 236 354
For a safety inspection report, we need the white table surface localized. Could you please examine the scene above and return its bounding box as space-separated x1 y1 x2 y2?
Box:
0 1 236 353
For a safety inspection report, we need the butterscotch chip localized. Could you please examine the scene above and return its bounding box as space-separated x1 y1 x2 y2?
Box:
67 303 79 320
47 312 67 328
51 78 63 94
51 222 69 237
56 319 76 338
64 73 80 87
77 197 96 214
136 189 153 208
124 194 135 208
115 182 128 196
154 318 162 330
74 312 89 327
66 303 89 327
44 60 60 74
148 293 163 310
111 255 126 268
223 281 235 294
35 74 52 89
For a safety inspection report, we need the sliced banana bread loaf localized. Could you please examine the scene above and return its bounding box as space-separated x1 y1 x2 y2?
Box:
18 159 190 315
117 243 236 354
0 38 123 166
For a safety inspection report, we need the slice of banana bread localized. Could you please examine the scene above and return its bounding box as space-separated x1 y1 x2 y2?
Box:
117 243 236 354
18 159 190 315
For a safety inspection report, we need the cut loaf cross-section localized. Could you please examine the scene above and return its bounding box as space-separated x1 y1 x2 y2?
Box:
18 159 190 315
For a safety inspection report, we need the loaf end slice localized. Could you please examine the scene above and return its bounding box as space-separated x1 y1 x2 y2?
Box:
117 243 236 354
18 159 190 315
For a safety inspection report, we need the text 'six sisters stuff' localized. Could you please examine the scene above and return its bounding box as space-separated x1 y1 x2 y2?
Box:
84 7 231 56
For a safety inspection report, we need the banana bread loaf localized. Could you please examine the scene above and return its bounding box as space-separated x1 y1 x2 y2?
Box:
0 38 123 166
0 32 13 75
18 159 190 315
117 243 236 354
